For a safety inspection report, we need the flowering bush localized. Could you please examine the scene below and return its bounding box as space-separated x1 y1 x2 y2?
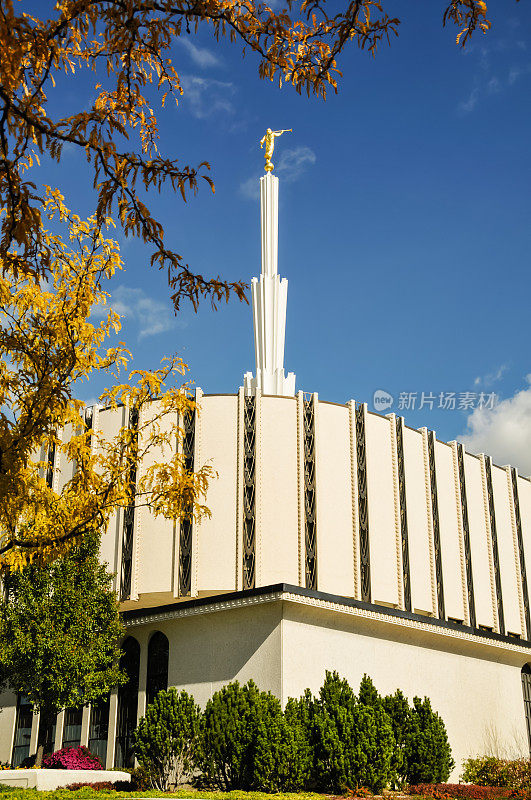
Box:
407 784 516 799
42 746 103 770
65 781 131 790
462 759 531 790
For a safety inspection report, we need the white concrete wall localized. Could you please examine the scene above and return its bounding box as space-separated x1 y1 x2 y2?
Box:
281 601 530 780
365 413 399 608
195 395 239 593
402 425 435 615
492 463 523 636
315 402 355 597
465 453 496 629
259 396 299 586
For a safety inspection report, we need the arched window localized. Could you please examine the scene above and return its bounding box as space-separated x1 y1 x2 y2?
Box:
522 664 531 755
146 632 169 708
114 636 140 769
11 694 32 767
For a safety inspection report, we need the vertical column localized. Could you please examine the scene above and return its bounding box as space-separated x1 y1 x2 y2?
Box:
80 706 90 748
355 403 371 603
302 393 318 590
243 391 257 589
481 455 505 634
421 428 445 618
177 392 198 597
106 689 118 769
451 442 476 627
54 710 65 751
390 415 411 612
508 466 531 639
191 388 202 598
348 401 360 600
235 387 245 591
137 636 148 725
29 710 39 757
296 391 306 586
120 404 139 601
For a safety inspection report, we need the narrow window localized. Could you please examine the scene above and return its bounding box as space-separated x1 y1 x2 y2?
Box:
88 697 110 766
146 632 169 708
37 711 57 758
114 636 140 768
11 695 33 767
62 707 82 749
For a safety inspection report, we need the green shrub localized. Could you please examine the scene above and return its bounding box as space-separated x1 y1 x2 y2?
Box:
404 696 454 784
133 688 201 790
461 757 531 789
199 679 310 792
382 688 411 787
310 671 395 793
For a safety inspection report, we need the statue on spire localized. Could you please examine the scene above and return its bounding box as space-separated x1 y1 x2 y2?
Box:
260 128 292 172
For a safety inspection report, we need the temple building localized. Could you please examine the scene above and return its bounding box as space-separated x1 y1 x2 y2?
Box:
2 135 531 777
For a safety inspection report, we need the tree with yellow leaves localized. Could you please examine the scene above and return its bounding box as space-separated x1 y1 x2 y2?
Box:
0 0 499 567
0 190 212 570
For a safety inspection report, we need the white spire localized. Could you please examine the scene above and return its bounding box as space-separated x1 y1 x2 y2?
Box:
244 172 295 396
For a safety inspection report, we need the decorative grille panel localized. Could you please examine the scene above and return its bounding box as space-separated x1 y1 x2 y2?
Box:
427 431 445 619
179 408 195 596
355 404 371 603
243 397 256 590
522 665 531 756
396 417 411 612
485 456 505 634
120 405 138 601
457 443 476 628
303 397 317 590
512 468 531 639
46 440 55 488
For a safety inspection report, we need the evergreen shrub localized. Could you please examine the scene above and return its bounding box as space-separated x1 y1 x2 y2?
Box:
304 671 395 793
404 697 454 784
199 679 310 791
133 688 201 790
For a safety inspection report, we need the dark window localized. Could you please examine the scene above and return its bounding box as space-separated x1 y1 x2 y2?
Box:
37 711 57 757
88 697 110 766
522 664 531 755
62 707 82 749
146 632 169 708
114 636 140 768
11 695 33 767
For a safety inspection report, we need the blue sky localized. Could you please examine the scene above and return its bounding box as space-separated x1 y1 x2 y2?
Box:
37 1 531 473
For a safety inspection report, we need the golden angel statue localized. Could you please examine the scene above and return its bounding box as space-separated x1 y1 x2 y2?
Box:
260 128 292 172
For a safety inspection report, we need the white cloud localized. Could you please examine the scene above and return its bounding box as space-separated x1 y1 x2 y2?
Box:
93 286 184 340
239 145 316 200
178 39 221 68
474 364 508 388
277 146 316 181
460 375 531 475
180 75 235 118
459 87 480 114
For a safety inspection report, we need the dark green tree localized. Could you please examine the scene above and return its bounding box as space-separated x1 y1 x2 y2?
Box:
311 671 395 793
134 688 201 790
199 679 310 791
404 696 454 784
0 534 124 766
358 674 383 709
383 688 413 787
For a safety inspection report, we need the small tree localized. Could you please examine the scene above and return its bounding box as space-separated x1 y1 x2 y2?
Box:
404 696 454 784
133 688 201 790
311 671 395 793
383 689 414 787
0 533 124 766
